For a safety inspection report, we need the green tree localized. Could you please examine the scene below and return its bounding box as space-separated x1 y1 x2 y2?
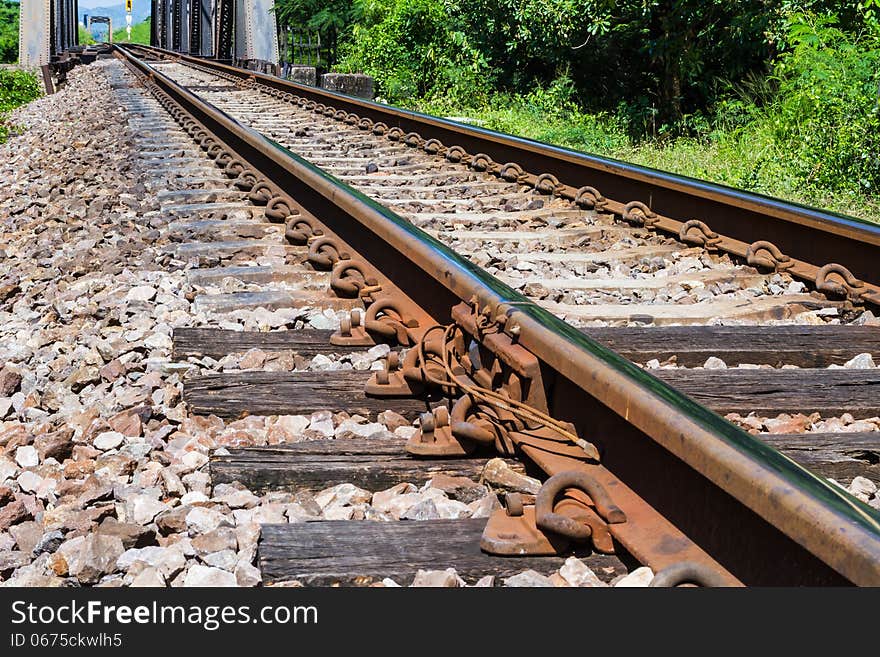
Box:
0 0 20 63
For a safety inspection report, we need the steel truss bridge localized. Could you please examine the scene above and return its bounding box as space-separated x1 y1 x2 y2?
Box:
18 0 279 71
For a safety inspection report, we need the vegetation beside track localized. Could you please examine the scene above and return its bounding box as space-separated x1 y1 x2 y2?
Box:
112 18 151 45
0 0 19 63
276 1 880 222
0 69 41 143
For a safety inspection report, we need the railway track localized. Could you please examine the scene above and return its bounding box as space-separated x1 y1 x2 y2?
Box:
2 48 875 586
105 44 880 586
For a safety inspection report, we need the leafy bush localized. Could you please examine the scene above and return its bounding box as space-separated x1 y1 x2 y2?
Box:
759 12 880 196
0 70 41 113
1 0 19 63
0 69 41 143
335 0 489 105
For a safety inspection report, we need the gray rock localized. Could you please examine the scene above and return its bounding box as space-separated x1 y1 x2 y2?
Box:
14 446 38 468
130 567 166 587
191 527 237 555
117 546 187 579
127 494 169 525
411 568 462 587
9 521 43 554
0 532 15 552
401 499 441 520
73 534 125 585
848 476 878 501
0 457 17 481
94 431 125 451
214 488 259 509
202 549 238 571
234 523 261 564
314 483 372 509
34 429 74 461
559 557 607 587
481 458 541 494
0 550 31 573
183 564 238 587
126 286 157 302
503 570 555 587
425 474 487 504
235 561 262 587
853 311 880 326
180 491 209 505
844 353 876 369
377 410 409 432
0 500 31 530
467 493 501 519
185 507 232 534
161 469 187 497
181 470 211 495
334 420 391 439
33 530 64 555
96 518 155 549
155 506 191 535
16 471 42 494
614 566 654 587
432 497 472 520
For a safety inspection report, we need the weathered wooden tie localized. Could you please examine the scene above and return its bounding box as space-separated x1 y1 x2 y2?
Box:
259 519 627 586
583 325 880 367
761 432 880 482
184 371 430 419
652 369 880 416
210 439 521 492
174 325 880 366
174 327 350 360
185 368 880 419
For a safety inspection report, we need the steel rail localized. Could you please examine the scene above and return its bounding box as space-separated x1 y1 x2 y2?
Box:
116 45 880 586
128 44 880 309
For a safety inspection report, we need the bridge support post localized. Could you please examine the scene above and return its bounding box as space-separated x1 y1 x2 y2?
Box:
233 0 279 71
19 0 51 68
214 0 233 61
151 0 159 46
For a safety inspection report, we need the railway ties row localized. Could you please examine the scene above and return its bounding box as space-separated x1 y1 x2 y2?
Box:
2 54 877 587
144 55 880 486
104 58 632 586
120 51 872 584
151 60 858 327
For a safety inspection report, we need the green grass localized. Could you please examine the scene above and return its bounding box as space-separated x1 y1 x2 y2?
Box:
415 94 880 225
112 18 151 45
